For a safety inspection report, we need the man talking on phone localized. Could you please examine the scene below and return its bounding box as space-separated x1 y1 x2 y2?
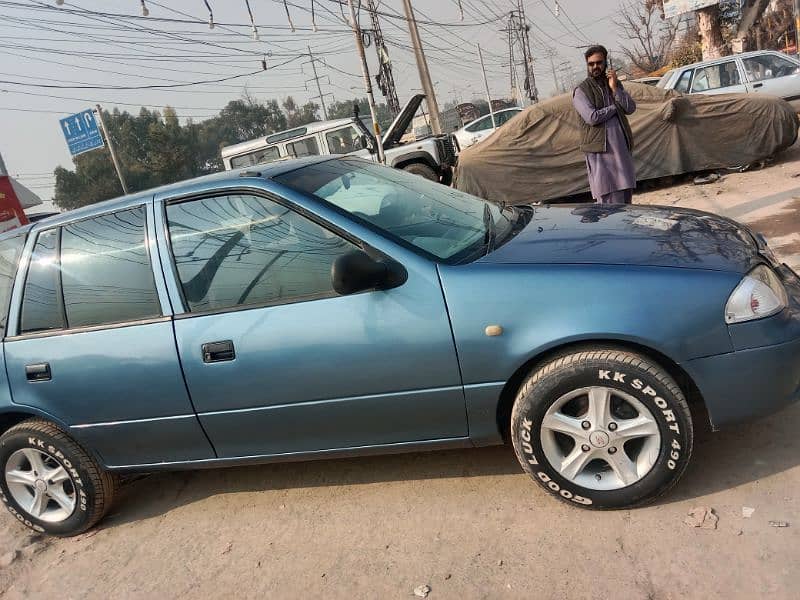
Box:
572 45 637 204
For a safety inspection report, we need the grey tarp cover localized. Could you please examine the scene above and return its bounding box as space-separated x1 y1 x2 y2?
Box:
455 83 799 204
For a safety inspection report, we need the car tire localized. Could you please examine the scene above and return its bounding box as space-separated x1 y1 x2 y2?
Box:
402 163 439 181
0 419 117 536
510 349 693 509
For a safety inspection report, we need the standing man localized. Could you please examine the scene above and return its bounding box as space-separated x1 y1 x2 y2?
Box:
572 45 637 204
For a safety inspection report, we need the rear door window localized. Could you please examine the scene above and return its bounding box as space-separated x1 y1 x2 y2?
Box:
60 207 160 328
19 207 161 334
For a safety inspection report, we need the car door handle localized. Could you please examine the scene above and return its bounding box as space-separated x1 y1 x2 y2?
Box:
753 83 764 88
201 340 236 363
26 363 51 382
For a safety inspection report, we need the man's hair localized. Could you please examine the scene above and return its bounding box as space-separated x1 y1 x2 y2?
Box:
584 45 608 62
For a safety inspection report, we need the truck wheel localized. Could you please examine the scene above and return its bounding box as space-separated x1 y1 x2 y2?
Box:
402 163 438 181
0 419 117 536
510 349 693 509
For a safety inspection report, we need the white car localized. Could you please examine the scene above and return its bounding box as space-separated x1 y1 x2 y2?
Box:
452 108 523 151
658 50 800 109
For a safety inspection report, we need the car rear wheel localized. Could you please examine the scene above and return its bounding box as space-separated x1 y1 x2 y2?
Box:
0 419 117 536
402 162 439 181
511 349 693 509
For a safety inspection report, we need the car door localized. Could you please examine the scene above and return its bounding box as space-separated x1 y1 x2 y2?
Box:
3 204 214 467
156 187 467 459
741 53 800 100
689 59 747 95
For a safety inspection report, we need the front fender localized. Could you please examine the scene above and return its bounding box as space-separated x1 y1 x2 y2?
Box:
439 264 738 385
437 263 740 444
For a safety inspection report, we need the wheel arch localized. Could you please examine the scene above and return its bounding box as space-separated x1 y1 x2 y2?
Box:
495 338 708 442
0 408 107 467
391 152 439 171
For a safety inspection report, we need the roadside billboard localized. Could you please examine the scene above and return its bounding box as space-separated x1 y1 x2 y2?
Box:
663 0 720 18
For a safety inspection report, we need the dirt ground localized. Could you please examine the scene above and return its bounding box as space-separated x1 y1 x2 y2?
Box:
1 148 800 599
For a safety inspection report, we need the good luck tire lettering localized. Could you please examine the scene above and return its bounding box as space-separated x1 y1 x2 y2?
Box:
0 419 118 537
511 349 694 510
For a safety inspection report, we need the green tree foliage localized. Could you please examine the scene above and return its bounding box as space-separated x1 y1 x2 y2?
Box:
281 96 320 128
327 97 393 132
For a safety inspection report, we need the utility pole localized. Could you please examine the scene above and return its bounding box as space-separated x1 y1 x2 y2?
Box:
505 23 520 106
401 0 442 134
347 0 385 163
95 104 129 195
512 0 538 104
547 48 559 97
478 45 497 129
365 0 401 116
305 46 331 120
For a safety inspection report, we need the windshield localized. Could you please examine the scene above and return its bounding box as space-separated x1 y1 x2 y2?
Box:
656 69 675 89
274 158 515 263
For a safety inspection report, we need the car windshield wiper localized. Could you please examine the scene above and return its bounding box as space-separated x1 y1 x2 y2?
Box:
483 203 497 255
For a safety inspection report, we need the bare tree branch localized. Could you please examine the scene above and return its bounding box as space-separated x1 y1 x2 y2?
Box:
618 1 679 74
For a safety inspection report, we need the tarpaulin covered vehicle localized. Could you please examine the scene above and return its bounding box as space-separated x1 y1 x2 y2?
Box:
455 83 799 204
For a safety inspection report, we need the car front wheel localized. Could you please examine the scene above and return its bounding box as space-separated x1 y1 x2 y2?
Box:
401 162 439 181
511 349 693 509
0 419 117 536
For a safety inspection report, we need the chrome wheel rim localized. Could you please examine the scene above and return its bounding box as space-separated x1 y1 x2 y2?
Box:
540 386 662 491
5 448 77 523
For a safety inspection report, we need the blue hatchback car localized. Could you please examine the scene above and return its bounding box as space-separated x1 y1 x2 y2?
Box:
1 157 798 536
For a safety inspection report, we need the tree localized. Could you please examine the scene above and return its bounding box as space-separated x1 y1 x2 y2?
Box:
669 25 703 67
697 5 727 59
327 98 393 131
618 0 679 75
282 97 320 127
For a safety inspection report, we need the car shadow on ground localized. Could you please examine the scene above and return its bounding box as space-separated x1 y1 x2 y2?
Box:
101 402 800 529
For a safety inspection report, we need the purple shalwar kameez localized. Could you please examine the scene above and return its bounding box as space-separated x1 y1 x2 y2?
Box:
572 84 637 204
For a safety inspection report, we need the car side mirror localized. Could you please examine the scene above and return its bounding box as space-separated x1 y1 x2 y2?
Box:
331 250 407 295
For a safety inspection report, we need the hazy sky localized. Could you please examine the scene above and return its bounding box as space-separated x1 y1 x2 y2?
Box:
0 0 625 202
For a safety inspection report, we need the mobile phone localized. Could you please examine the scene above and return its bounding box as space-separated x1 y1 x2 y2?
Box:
608 57 614 70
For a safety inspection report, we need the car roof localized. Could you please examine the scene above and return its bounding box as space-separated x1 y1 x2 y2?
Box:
22 156 337 230
673 50 796 71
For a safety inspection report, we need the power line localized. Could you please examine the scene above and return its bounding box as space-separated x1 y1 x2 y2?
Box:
0 57 302 90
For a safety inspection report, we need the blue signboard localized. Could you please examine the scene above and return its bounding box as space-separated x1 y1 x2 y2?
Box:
60 109 104 156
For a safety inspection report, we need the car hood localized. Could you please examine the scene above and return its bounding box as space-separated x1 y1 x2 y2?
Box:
478 204 759 273
382 94 426 150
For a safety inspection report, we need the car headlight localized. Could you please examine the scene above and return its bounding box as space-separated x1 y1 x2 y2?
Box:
725 265 788 324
